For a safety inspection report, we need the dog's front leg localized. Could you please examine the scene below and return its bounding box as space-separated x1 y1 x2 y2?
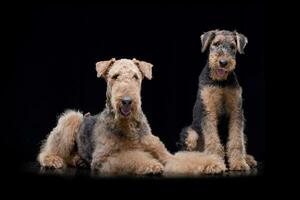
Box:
200 86 225 158
202 114 225 158
225 87 251 170
226 109 249 170
141 134 173 164
91 143 117 171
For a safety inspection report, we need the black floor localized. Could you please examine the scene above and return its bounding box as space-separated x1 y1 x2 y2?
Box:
22 162 263 179
10 162 265 196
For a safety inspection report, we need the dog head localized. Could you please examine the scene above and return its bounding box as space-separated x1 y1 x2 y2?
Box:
201 30 248 81
96 58 153 120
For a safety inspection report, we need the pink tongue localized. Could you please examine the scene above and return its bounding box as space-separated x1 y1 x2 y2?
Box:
121 106 131 115
216 69 225 77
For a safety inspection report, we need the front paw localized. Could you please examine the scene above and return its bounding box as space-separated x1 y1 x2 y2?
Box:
245 154 257 167
229 159 250 171
41 155 66 169
204 160 227 174
144 162 164 174
75 159 89 168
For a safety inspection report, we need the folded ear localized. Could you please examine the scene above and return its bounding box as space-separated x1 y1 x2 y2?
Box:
235 31 248 54
200 30 217 52
132 58 153 80
95 58 116 78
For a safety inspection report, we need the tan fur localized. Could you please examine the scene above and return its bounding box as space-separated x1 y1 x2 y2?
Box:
201 30 216 52
245 154 257 167
37 58 173 175
207 31 237 81
235 31 248 54
196 30 255 171
185 127 199 151
163 151 226 177
106 59 144 120
90 59 173 175
223 87 249 170
96 58 116 78
198 85 256 171
133 58 153 80
37 110 83 168
200 86 225 158
209 53 236 81
99 150 163 176
39 154 65 168
141 134 173 164
90 116 173 173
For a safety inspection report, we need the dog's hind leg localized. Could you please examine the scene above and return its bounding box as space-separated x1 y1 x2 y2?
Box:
37 110 83 168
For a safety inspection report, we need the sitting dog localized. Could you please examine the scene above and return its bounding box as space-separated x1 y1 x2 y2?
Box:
177 30 257 171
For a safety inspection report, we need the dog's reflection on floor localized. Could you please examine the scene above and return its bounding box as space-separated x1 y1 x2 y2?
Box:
29 162 262 178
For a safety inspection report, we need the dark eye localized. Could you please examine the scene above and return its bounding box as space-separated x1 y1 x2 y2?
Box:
133 74 139 80
112 74 119 80
213 41 220 47
230 43 236 50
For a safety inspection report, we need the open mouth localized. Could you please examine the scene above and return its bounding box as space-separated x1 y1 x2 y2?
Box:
216 68 227 77
119 105 132 117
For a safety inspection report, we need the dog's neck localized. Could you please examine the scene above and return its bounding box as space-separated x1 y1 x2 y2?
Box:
103 104 148 139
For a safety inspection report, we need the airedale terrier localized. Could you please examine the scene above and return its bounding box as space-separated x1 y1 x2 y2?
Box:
37 58 173 175
178 30 257 171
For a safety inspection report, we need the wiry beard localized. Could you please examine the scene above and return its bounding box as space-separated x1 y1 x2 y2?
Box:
106 93 141 122
105 107 143 139
209 67 231 81
208 52 236 81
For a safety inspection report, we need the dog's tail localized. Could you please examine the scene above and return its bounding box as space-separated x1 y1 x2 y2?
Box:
163 151 226 177
177 126 202 151
176 126 190 150
37 110 83 168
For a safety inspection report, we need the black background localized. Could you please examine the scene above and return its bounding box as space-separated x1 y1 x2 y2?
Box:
12 4 264 188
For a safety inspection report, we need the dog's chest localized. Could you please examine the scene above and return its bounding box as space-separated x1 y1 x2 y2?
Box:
118 137 142 150
200 86 241 116
109 127 141 150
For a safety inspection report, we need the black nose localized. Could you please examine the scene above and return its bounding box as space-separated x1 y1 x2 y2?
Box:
121 96 132 105
219 59 228 67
